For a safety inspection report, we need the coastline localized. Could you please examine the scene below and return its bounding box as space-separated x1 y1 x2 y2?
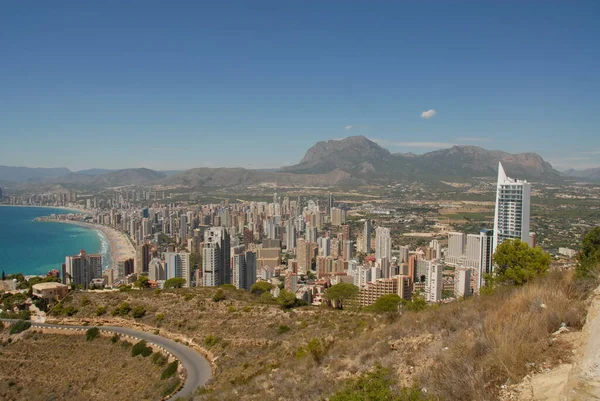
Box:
48 220 136 269
0 204 85 214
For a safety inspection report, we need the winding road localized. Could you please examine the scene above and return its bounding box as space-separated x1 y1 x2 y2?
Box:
1 319 212 400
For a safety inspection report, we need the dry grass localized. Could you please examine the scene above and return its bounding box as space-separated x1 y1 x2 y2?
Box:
50 270 593 401
0 330 177 401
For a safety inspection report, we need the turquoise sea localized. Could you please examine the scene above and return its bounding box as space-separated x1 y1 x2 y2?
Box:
0 206 111 276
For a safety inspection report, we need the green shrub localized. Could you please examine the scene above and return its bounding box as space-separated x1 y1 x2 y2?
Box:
132 305 146 318
112 302 131 316
110 333 120 343
86 327 100 341
81 296 91 306
330 365 429 401
152 352 168 366
131 340 153 357
212 289 226 302
96 306 107 316
9 320 31 335
227 306 236 313
161 361 178 380
204 335 220 347
8 320 27 334
277 325 291 335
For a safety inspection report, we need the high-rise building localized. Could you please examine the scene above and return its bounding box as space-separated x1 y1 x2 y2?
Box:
493 162 531 253
425 262 443 303
343 240 353 261
328 192 334 212
363 219 372 253
285 219 296 251
164 252 190 287
232 251 257 290
446 232 466 266
375 227 392 262
135 243 152 274
317 236 331 257
455 268 471 298
179 214 188 241
148 258 165 281
331 207 345 226
202 227 231 286
65 250 102 289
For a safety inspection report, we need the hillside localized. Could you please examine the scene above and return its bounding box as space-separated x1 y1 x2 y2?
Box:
564 167 600 181
49 271 588 401
0 166 71 183
0 329 176 401
283 136 563 182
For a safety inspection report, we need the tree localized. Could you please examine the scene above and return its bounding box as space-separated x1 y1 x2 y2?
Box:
135 275 151 289
164 277 186 289
366 294 402 313
491 239 551 285
324 283 359 309
576 227 600 278
277 289 306 309
250 281 273 296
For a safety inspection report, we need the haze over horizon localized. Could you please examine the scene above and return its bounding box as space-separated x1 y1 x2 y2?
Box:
2 2 599 171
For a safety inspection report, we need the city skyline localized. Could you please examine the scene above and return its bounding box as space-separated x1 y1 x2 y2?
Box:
2 2 599 171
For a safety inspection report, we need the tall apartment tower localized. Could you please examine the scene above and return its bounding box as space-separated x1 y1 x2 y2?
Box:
232 251 257 290
164 252 190 287
328 192 334 212
202 227 231 286
446 232 466 266
375 227 392 262
363 219 372 253
493 162 531 253
285 219 296 251
425 262 443 303
65 250 102 289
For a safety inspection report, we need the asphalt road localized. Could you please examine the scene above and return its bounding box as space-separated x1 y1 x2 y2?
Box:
1 319 212 399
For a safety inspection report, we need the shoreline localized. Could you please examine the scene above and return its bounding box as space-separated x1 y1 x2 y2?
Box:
38 219 135 271
0 204 87 215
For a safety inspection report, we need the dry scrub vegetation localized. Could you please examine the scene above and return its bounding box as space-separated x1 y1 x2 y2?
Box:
51 269 592 401
0 329 176 401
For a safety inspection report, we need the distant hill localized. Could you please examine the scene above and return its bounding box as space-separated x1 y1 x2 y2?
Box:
2 137 567 190
161 167 357 188
564 168 600 181
0 166 71 183
282 136 562 182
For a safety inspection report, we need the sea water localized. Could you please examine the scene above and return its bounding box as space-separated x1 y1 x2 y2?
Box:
0 206 111 276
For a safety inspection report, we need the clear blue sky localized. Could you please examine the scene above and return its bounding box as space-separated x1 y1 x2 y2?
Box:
1 1 599 171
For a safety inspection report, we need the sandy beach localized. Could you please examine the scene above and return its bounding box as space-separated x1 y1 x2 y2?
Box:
38 219 136 269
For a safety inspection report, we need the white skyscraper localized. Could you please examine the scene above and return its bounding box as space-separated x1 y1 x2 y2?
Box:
493 162 531 253
375 227 392 262
425 262 443 303
446 232 466 266
164 252 190 287
202 227 231 286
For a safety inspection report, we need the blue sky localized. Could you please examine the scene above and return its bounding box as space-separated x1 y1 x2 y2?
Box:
1 1 599 171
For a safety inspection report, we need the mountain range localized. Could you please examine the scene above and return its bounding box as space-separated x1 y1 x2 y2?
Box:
0 136 595 190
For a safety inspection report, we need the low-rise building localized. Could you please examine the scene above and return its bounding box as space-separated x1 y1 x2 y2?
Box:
32 282 69 301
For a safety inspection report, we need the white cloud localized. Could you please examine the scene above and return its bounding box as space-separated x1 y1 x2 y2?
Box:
420 109 437 119
370 138 454 148
344 125 353 130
